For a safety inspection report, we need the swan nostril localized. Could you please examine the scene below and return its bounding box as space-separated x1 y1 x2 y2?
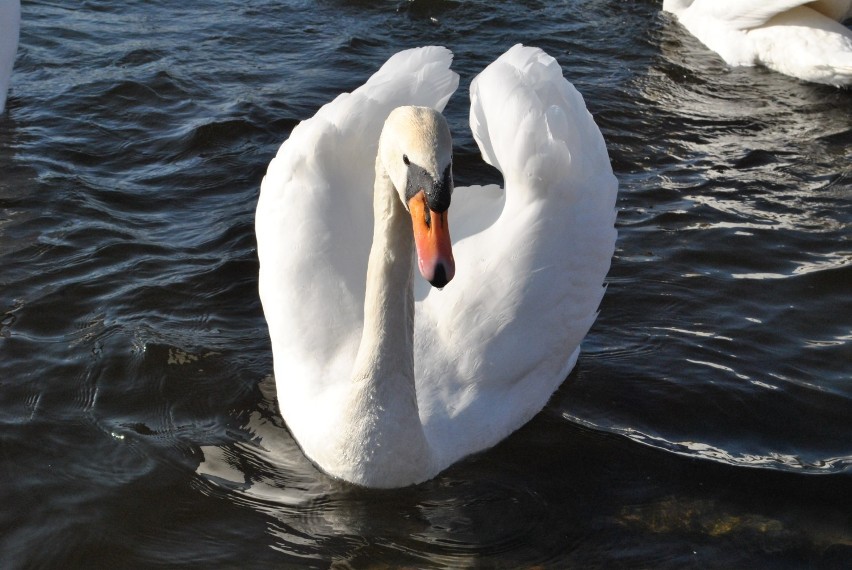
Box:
430 264 448 289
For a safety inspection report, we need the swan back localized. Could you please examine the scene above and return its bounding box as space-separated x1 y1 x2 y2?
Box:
0 0 20 114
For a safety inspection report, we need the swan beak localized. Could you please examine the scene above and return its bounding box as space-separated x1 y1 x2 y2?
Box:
408 191 455 289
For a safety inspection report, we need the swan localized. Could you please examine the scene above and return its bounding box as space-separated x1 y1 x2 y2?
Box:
0 0 20 113
662 0 852 86
255 44 618 488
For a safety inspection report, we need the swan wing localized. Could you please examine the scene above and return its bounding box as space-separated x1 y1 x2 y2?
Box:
257 47 459 414
415 45 618 465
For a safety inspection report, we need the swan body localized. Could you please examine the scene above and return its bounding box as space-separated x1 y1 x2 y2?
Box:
663 0 852 86
0 0 20 113
256 45 618 488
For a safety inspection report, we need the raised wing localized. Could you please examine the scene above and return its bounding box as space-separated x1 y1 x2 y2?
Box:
416 45 618 464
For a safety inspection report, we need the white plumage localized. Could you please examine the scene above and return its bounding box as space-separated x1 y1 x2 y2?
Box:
0 0 20 113
663 0 852 86
255 45 618 488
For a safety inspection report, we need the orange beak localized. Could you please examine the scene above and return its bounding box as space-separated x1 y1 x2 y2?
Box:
408 190 455 288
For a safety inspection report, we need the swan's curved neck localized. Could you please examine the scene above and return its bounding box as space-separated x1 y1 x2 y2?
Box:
336 157 432 487
357 164 416 383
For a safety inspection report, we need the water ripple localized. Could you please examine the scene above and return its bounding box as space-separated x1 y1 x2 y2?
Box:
2 0 851 567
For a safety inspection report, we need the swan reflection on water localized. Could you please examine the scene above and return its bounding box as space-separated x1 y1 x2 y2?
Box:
195 374 851 565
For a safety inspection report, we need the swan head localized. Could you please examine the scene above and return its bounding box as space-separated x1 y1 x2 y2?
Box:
379 106 455 289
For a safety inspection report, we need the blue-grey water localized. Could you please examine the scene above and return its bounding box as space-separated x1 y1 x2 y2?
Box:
1 1 850 568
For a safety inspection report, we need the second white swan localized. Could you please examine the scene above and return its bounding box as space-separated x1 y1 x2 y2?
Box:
662 0 852 86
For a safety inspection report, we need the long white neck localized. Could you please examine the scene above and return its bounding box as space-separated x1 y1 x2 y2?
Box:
332 158 433 487
355 162 416 388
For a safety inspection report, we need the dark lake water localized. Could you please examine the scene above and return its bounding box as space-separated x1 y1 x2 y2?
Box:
1 0 850 567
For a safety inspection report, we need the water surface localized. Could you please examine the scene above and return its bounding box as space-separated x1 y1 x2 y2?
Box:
1 1 850 567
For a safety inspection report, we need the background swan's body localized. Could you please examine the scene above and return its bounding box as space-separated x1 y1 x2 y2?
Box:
0 0 20 113
662 0 852 86
256 45 618 488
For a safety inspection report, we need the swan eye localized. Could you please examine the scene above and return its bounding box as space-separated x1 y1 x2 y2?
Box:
402 154 410 166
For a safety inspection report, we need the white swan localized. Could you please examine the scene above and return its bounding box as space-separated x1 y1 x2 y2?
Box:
255 44 618 488
662 0 852 86
0 0 20 114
